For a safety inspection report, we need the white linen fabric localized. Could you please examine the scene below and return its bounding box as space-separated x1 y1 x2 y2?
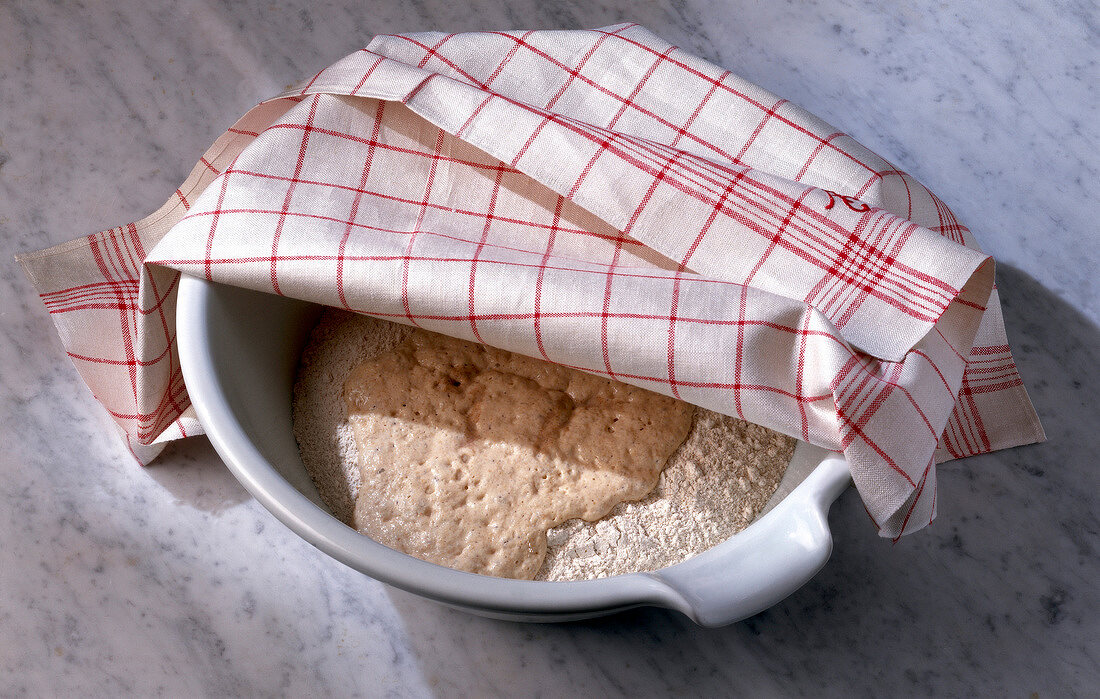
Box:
18 24 1044 537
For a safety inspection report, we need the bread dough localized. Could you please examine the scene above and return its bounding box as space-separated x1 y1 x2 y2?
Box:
343 329 694 579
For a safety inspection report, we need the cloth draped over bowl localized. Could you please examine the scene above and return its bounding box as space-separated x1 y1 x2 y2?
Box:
17 24 1044 538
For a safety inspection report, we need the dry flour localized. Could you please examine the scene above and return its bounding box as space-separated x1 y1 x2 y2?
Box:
292 309 795 581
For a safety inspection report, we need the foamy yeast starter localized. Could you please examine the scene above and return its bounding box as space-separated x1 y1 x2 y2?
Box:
292 310 794 580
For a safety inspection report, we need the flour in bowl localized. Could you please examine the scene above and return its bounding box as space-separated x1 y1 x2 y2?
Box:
292 309 794 581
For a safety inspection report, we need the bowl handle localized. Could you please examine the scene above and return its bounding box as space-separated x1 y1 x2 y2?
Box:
649 454 850 627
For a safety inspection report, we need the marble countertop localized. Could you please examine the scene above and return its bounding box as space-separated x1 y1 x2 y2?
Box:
2 0 1096 695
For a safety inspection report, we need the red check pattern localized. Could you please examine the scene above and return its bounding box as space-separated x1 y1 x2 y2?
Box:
18 25 1043 537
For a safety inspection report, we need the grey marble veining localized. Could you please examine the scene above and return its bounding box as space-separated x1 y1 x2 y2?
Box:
1 0 1096 696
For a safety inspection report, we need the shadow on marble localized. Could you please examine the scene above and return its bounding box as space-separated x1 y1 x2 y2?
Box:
993 262 1099 462
144 436 252 514
381 262 1096 695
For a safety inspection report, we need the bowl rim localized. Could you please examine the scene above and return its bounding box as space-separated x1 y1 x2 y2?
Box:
176 275 852 623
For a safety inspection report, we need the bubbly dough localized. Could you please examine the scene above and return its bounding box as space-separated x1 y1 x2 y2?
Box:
343 329 694 579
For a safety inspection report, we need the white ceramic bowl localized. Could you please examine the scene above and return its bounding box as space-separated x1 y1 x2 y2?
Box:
176 276 851 626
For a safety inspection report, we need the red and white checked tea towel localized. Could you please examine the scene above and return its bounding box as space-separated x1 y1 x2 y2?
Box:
18 24 1044 538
